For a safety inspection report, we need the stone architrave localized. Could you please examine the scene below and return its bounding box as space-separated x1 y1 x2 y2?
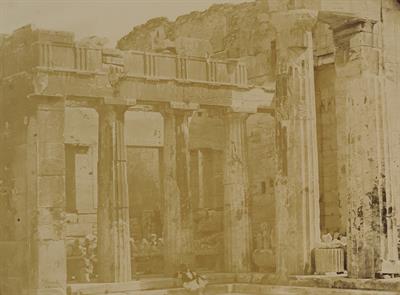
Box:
272 10 321 276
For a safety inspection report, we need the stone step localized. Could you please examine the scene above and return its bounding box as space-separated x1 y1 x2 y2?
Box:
68 278 178 295
68 273 237 295
71 283 400 295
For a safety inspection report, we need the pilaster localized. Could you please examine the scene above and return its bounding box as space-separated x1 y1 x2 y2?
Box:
27 95 67 295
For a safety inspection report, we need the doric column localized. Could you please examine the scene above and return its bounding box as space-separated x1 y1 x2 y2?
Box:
97 99 132 282
223 110 251 272
159 102 196 275
272 10 321 276
327 17 400 278
27 95 67 295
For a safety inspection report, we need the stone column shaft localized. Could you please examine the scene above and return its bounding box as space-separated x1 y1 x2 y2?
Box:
273 10 321 276
331 19 399 278
160 107 194 274
97 104 131 282
27 96 67 295
223 111 251 272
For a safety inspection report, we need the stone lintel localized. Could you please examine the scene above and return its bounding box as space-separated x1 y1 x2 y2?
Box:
318 11 376 32
27 94 66 110
314 52 335 67
65 95 102 108
169 101 199 111
27 93 64 101
103 96 136 106
227 105 257 114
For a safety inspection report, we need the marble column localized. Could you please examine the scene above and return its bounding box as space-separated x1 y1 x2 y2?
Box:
272 10 321 276
160 104 195 274
27 95 67 295
328 17 400 278
97 103 131 282
223 110 251 273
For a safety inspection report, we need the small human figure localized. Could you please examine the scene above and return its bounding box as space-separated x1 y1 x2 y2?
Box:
177 264 208 295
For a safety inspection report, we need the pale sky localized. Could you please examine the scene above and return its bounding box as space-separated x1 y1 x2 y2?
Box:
0 0 245 47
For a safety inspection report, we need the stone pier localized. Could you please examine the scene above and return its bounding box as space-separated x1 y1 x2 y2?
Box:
160 103 196 274
223 110 251 273
97 101 132 282
27 95 67 295
273 10 321 276
326 15 400 278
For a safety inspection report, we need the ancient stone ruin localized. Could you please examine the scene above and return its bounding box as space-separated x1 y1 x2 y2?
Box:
1 0 400 294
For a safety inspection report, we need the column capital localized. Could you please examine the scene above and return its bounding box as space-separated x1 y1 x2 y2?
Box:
223 109 251 122
157 101 199 117
95 97 136 115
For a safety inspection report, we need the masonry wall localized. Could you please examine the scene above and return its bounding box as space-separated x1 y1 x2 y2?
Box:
0 75 32 295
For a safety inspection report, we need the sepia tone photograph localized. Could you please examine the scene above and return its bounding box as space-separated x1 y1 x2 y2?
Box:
1 0 400 294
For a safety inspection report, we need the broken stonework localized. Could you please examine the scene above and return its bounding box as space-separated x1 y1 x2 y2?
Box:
1 1 400 295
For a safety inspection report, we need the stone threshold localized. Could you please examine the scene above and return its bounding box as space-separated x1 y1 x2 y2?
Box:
68 273 400 294
69 282 400 295
289 274 400 292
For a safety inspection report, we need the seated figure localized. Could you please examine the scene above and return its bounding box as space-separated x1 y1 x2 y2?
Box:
177 264 208 295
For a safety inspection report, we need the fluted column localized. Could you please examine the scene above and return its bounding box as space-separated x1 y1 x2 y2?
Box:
97 103 131 282
328 17 400 278
159 104 195 275
272 10 321 276
223 111 251 272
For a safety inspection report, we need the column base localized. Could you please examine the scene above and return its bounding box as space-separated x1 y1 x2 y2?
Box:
379 260 400 275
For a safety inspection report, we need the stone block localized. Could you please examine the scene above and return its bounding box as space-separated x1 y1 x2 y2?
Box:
38 108 64 143
37 176 65 208
65 223 93 237
204 273 236 284
37 29 74 44
204 284 230 294
0 242 26 277
37 223 64 240
32 287 66 295
37 207 64 226
0 277 24 295
315 248 345 274
236 273 252 283
78 213 97 224
38 143 65 176
37 240 66 289
65 213 78 224
233 283 262 294
64 108 98 145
